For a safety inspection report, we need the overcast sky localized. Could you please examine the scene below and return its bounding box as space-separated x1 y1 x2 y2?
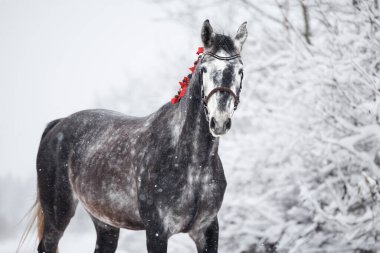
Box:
0 0 192 179
0 0 253 180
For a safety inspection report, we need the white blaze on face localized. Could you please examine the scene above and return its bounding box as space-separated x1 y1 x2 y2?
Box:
201 50 243 136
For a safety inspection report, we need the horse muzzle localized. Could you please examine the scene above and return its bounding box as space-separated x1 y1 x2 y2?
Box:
209 114 232 136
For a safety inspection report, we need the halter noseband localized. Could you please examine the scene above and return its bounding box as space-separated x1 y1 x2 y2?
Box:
200 52 242 120
203 86 240 109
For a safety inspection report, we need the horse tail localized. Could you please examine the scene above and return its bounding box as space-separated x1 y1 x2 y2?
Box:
37 195 44 241
16 119 62 252
16 192 44 252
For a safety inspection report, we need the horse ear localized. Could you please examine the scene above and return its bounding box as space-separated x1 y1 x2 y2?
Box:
201 19 215 48
235 22 248 51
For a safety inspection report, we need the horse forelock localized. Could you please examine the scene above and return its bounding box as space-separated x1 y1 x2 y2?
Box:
210 34 237 54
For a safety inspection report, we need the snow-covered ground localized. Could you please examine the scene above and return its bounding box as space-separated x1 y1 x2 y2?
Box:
1 206 197 253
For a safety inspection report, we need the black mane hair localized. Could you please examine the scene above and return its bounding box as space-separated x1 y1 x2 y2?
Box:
210 34 236 54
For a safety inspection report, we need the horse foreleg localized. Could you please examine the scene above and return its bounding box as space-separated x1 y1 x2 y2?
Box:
145 224 169 253
190 217 219 253
90 216 120 253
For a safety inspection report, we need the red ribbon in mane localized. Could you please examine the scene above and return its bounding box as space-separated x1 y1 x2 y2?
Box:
171 47 204 104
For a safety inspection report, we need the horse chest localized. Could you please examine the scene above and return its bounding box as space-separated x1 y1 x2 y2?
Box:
157 165 224 235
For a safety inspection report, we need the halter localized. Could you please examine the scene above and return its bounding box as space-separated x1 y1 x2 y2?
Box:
171 47 243 122
200 52 242 121
202 52 241 61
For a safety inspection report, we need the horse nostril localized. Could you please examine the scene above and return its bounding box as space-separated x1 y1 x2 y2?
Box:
225 118 232 130
210 117 216 130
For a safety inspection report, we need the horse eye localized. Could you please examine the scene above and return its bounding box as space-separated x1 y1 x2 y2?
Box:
202 67 207 73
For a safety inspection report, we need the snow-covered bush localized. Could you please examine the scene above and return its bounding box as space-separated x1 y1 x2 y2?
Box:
216 1 380 252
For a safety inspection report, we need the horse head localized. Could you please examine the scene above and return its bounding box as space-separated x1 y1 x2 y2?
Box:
199 20 248 137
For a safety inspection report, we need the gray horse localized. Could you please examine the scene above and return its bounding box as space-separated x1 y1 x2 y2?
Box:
29 20 247 253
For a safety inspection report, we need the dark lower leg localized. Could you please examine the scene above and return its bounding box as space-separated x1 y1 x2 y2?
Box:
146 228 168 253
203 219 219 252
92 217 120 253
191 218 219 253
37 226 63 253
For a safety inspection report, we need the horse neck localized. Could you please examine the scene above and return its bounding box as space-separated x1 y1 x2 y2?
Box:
175 66 219 163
